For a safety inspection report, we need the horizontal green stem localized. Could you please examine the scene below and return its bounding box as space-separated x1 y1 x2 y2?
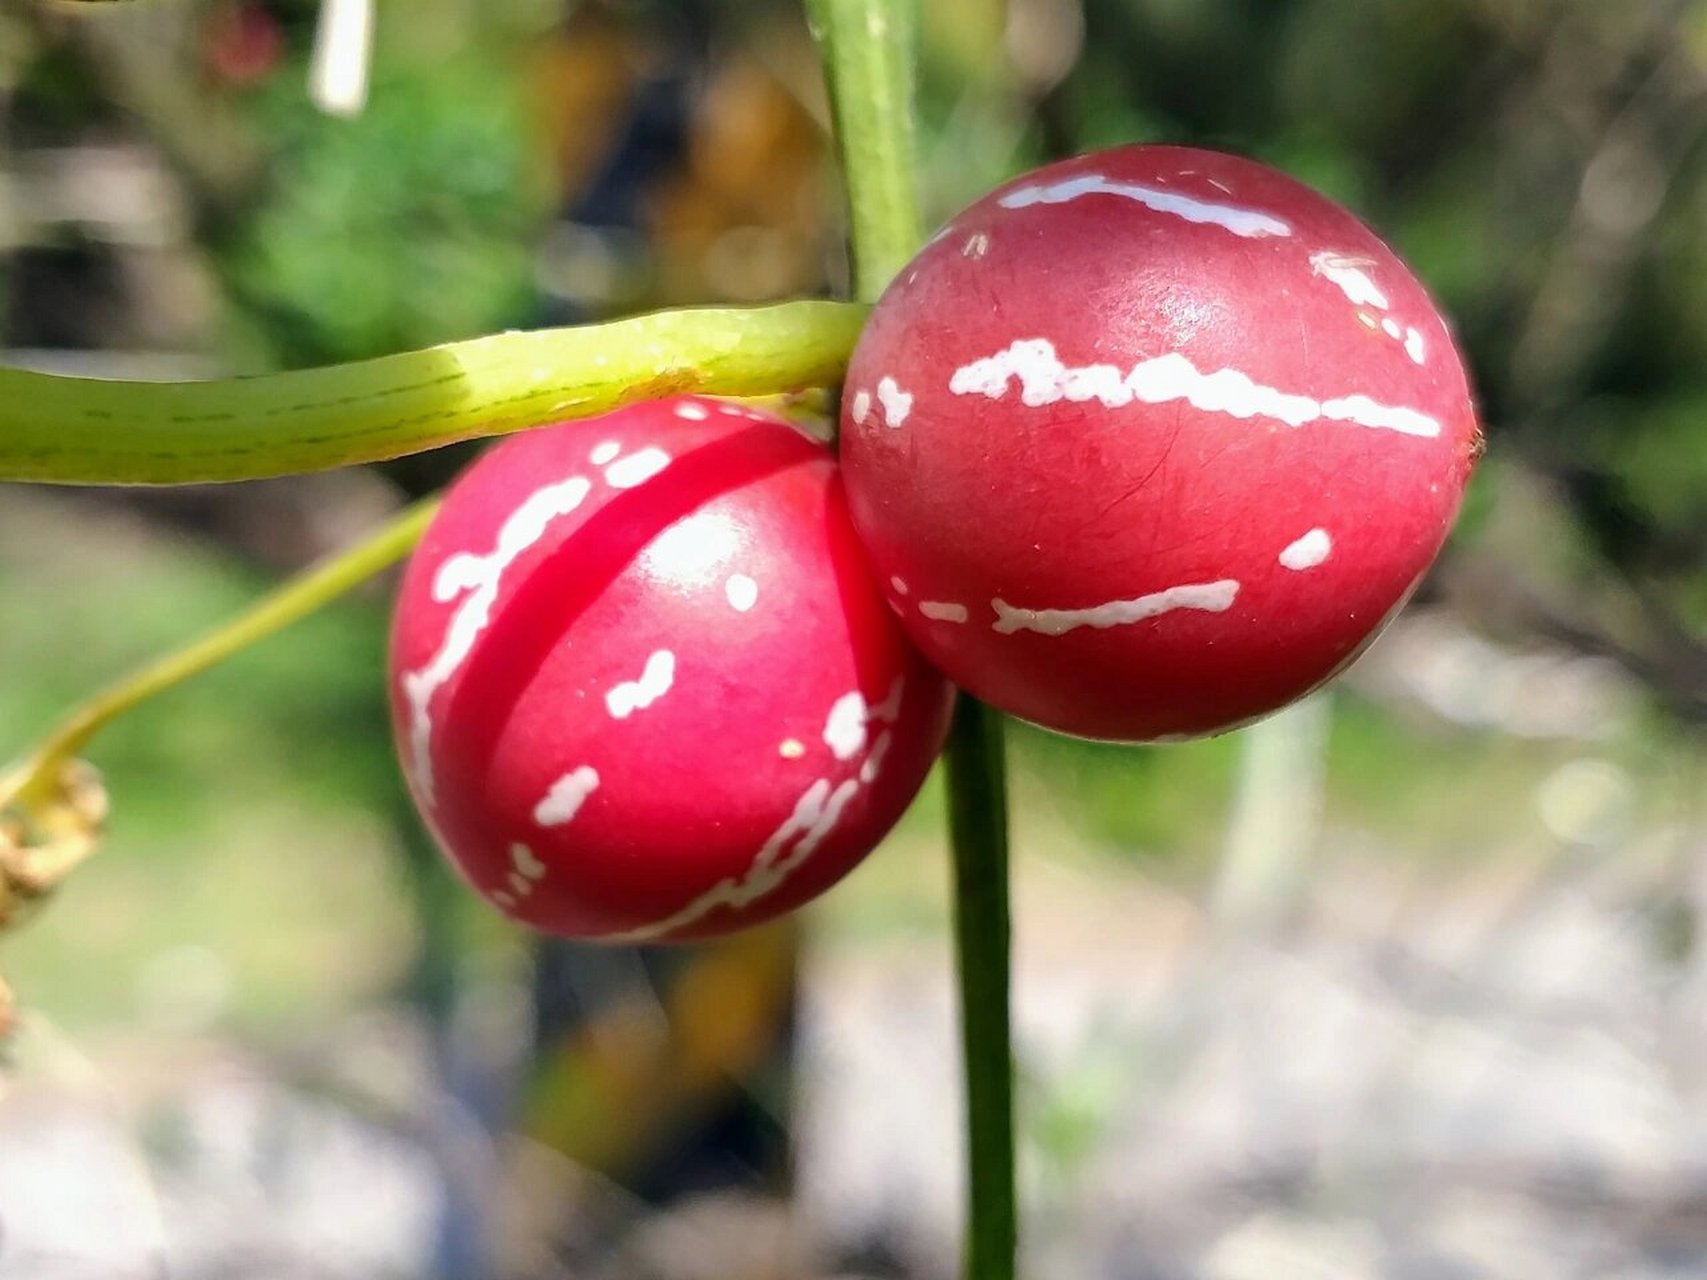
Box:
0 300 867 485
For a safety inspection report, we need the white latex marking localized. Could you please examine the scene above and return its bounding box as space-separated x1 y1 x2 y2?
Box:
867 675 906 725
589 440 621 465
608 678 908 940
493 890 517 909
822 678 904 756
779 738 805 759
859 731 893 785
890 576 910 596
993 579 1240 636
610 777 859 941
998 172 1291 239
533 766 600 827
604 447 671 489
512 842 546 880
674 401 710 421
919 601 970 623
1318 394 1439 437
505 842 547 901
950 338 1441 437
725 574 759 612
823 691 870 761
1313 251 1430 367
850 390 872 425
605 650 676 719
963 232 990 258
876 376 913 427
1311 251 1390 309
405 474 594 802
1279 528 1333 571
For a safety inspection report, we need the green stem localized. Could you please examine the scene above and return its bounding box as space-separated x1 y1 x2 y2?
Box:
1 498 436 813
944 698 1017 1278
806 0 924 301
0 301 866 485
809 3 1018 1277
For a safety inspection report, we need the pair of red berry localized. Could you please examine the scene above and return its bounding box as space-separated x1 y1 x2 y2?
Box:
388 145 1481 941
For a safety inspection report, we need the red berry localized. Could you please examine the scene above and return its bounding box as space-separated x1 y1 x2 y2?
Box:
840 144 1482 741
389 397 954 941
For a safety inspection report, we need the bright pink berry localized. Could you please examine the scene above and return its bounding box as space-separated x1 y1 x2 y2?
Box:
841 144 1482 741
390 397 953 941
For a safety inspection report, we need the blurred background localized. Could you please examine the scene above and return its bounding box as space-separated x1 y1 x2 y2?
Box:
2 0 1706 1276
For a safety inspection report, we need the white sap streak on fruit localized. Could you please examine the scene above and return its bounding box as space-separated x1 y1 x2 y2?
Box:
1279 528 1333 571
876 376 913 427
605 650 676 719
725 573 759 612
493 890 518 909
589 441 621 464
674 401 710 421
822 673 906 760
919 601 970 623
506 842 548 899
610 777 858 941
890 576 910 596
850 389 872 425
1312 251 1429 366
1311 251 1390 309
963 232 990 258
859 730 893 785
998 172 1292 239
604 447 671 489
534 766 600 827
992 579 1240 636
823 692 870 761
609 679 906 941
1317 394 1439 437
511 843 547 878
406 474 594 803
867 675 906 725
951 338 1442 438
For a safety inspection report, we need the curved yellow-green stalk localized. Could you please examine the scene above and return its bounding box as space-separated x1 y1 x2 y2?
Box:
0 300 868 486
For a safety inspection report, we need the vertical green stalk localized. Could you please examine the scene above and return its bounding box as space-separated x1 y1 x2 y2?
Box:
806 0 924 299
942 697 1016 1278
808 3 1018 1277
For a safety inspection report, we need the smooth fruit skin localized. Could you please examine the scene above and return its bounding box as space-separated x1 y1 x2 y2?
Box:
389 397 953 942
840 144 1482 741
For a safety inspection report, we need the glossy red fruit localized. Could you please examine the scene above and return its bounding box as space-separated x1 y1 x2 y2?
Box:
389 397 954 942
840 144 1482 741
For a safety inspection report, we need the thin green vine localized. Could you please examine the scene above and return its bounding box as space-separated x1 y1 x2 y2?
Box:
1 498 437 818
809 3 1020 1277
0 300 865 485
